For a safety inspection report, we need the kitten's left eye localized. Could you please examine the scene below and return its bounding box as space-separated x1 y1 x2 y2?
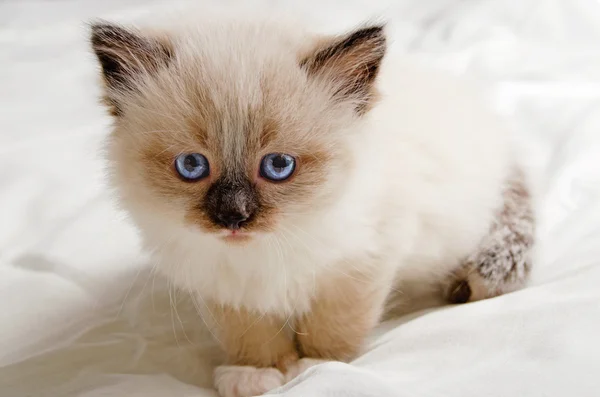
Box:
260 153 296 182
175 153 210 181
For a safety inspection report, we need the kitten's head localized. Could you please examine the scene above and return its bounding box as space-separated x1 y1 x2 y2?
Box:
91 19 386 243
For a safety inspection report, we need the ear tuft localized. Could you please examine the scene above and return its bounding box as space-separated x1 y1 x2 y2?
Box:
89 21 172 115
301 24 387 114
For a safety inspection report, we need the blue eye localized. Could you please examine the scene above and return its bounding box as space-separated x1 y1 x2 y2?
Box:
175 153 209 181
260 153 296 182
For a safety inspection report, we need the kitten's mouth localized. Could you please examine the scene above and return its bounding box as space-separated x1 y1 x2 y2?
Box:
221 230 253 243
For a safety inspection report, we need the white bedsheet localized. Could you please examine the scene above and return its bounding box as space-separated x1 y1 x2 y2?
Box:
1 0 600 396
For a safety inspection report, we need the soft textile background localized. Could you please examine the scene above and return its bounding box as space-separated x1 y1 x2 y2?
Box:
1 0 600 396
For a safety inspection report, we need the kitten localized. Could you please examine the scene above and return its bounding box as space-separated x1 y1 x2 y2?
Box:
90 16 534 397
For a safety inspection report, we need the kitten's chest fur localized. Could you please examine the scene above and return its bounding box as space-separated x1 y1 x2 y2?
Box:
151 205 387 315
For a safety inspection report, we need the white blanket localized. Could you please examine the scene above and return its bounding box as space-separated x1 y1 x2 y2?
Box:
2 0 600 396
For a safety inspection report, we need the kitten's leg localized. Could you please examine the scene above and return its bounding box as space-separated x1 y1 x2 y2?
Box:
210 305 297 397
291 268 390 381
447 168 535 303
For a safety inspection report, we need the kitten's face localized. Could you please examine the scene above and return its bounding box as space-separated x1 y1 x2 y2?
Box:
92 21 385 243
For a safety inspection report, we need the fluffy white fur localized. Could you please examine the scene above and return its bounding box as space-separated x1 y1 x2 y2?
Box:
101 16 512 396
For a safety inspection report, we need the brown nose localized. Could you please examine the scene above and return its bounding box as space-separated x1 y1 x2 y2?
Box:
204 176 259 230
216 212 248 230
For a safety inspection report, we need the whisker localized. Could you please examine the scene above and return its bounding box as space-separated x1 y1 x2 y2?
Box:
185 266 224 347
239 311 267 338
168 278 181 348
170 279 195 347
115 261 146 321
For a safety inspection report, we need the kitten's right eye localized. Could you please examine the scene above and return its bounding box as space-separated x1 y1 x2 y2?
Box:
175 153 210 181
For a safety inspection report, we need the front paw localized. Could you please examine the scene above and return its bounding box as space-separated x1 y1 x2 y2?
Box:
214 365 284 397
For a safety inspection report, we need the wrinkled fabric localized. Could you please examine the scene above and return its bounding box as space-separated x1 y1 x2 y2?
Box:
1 0 600 396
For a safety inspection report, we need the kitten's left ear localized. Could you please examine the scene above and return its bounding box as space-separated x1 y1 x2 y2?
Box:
90 22 172 114
301 24 387 114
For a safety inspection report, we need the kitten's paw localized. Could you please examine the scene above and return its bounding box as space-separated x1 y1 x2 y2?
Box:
214 365 284 397
283 358 329 383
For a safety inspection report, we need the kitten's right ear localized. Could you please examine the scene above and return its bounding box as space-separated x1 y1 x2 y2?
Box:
89 22 172 114
301 24 386 114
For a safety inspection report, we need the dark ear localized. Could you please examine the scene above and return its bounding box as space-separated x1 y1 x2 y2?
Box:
301 24 386 114
90 22 172 114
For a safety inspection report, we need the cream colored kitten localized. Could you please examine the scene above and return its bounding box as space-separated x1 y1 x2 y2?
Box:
90 16 534 397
